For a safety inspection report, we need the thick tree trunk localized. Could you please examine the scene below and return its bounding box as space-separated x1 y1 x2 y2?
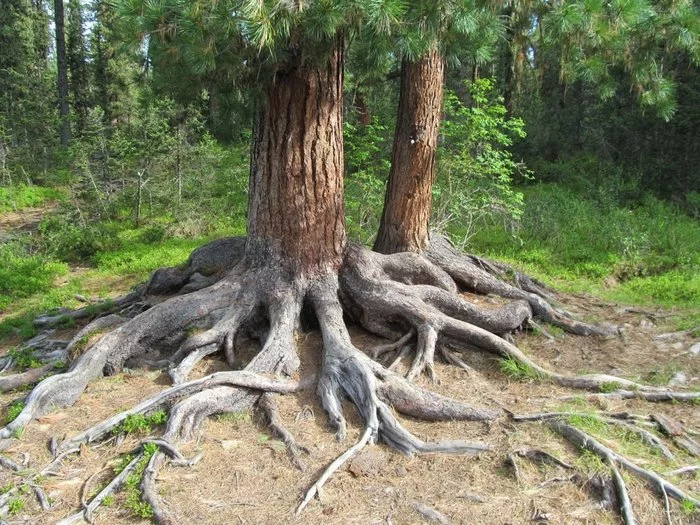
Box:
247 37 346 277
374 49 444 254
54 0 71 145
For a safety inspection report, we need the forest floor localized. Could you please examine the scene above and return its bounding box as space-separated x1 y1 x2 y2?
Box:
0 192 699 524
0 275 698 524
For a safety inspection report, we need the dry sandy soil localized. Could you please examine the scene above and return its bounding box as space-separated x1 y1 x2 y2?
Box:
0 287 698 525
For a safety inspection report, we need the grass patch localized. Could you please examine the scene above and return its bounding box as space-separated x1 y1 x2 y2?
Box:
0 242 69 311
576 449 607 474
6 346 42 371
643 365 682 386
216 411 251 426
599 381 622 393
499 356 543 381
0 184 64 213
682 499 697 515
465 181 700 309
564 412 676 472
7 496 25 516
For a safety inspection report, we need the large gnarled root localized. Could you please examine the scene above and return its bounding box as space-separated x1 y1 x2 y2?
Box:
340 245 698 399
0 264 258 441
311 276 492 452
426 234 617 336
146 237 246 295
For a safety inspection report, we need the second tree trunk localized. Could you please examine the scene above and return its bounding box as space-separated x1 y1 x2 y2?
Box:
374 49 445 254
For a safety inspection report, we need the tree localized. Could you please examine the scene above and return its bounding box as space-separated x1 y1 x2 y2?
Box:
66 0 90 135
374 0 700 334
54 0 71 145
374 47 445 254
0 2 697 522
0 0 55 158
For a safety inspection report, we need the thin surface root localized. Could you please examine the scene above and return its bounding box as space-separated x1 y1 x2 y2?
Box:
550 420 700 507
259 393 310 471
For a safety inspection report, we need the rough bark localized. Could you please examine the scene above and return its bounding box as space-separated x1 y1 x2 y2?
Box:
247 36 346 277
374 48 445 254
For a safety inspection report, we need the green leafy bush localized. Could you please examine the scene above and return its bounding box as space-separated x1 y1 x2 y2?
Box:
434 78 530 246
38 214 122 262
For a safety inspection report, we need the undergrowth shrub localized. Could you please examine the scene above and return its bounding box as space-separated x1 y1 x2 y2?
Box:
433 78 530 246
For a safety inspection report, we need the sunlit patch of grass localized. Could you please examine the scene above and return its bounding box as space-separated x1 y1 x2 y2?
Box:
0 184 64 213
499 356 543 381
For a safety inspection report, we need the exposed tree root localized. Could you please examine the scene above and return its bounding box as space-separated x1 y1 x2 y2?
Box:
2 239 696 523
511 412 699 522
426 235 617 336
609 460 636 525
549 420 700 507
259 393 310 471
58 452 144 525
340 244 689 397
55 371 301 454
514 411 676 460
296 426 373 514
555 390 700 403
0 361 62 392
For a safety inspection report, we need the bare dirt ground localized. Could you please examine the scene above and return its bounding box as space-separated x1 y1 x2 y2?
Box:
0 287 698 525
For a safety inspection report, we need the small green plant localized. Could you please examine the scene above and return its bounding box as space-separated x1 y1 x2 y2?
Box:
113 411 168 435
8 497 25 516
0 483 13 494
681 499 697 514
11 426 25 440
113 454 135 474
7 347 42 371
4 400 26 425
122 443 158 519
499 356 542 381
599 381 622 393
102 494 115 506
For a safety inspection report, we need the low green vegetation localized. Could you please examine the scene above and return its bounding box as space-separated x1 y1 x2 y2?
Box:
6 346 42 371
576 448 607 475
112 411 168 436
564 412 677 472
4 400 26 425
7 496 25 516
468 164 700 309
114 442 159 519
0 184 64 213
499 356 543 381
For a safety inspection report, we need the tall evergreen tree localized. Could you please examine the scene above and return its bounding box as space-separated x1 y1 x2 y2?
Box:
377 0 700 256
54 0 71 144
66 0 90 135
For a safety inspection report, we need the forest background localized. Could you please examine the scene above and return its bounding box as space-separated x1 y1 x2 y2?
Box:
1 0 698 340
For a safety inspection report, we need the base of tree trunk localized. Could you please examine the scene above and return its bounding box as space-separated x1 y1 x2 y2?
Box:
1 237 696 522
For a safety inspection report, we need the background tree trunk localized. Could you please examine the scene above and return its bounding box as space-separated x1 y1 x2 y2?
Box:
247 38 346 277
54 0 71 145
374 48 445 254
